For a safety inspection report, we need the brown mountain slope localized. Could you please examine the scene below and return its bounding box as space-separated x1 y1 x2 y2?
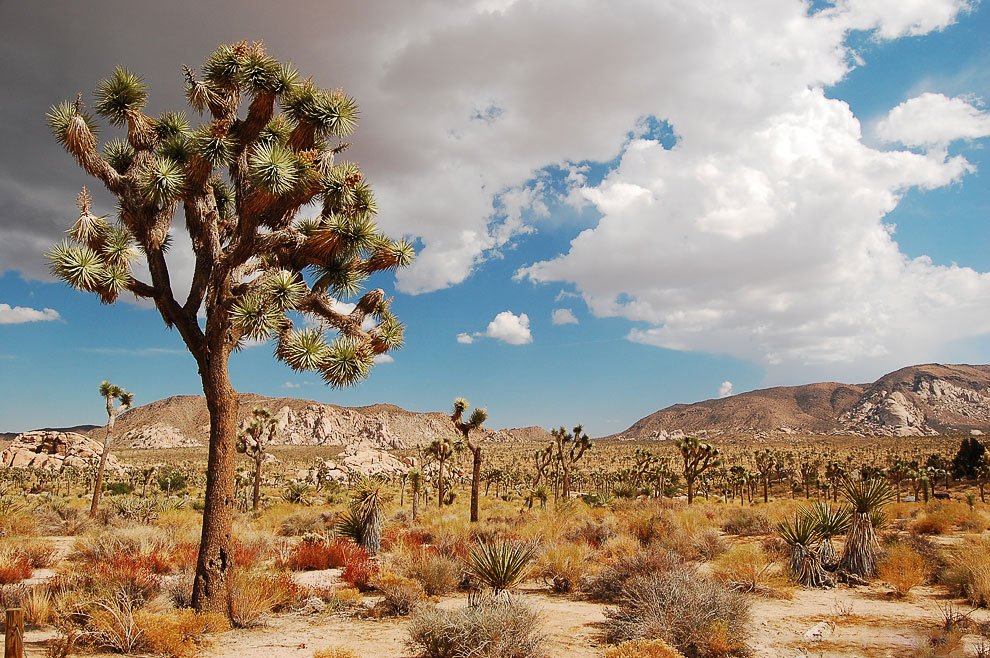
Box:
613 364 990 439
86 393 549 449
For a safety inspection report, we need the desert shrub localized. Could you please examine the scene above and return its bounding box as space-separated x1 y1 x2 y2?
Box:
401 549 461 596
0 546 33 584
406 598 548 658
711 544 776 595
23 586 54 626
85 589 145 654
627 512 673 546
564 516 619 547
342 551 377 591
372 571 428 616
133 608 229 658
278 509 330 536
604 638 686 658
583 548 683 603
604 564 750 658
877 542 928 597
942 539 990 607
598 533 641 562
693 529 727 562
536 542 593 594
910 511 953 535
231 532 272 568
720 508 772 536
313 649 359 658
229 570 280 628
19 538 59 568
896 534 945 584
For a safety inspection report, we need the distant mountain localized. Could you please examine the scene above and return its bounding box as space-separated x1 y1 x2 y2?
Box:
2 425 100 441
612 364 990 439
77 393 549 449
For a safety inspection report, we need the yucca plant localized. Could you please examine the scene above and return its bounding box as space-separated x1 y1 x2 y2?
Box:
337 478 389 554
839 476 894 578
778 513 834 588
466 539 537 598
804 501 850 567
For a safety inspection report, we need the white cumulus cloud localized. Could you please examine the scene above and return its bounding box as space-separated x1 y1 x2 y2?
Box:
485 311 533 345
373 354 395 364
456 332 475 344
876 93 990 147
552 308 578 325
719 381 734 398
0 303 60 324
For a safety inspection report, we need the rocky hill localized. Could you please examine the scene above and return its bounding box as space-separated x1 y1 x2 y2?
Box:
612 363 990 440
86 393 550 450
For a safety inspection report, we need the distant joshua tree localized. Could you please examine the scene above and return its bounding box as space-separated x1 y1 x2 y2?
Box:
451 397 487 523
754 449 776 503
676 436 720 504
236 406 278 511
90 381 133 517
551 425 592 501
428 437 455 507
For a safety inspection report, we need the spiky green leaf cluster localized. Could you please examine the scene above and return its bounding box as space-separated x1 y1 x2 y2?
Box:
777 514 823 548
320 336 374 387
140 155 186 205
47 101 99 153
94 67 148 126
103 138 135 173
283 83 358 138
842 476 895 514
466 539 537 595
804 502 851 537
190 126 234 168
249 142 301 194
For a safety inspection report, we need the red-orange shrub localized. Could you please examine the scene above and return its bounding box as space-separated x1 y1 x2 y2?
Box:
0 550 32 584
342 554 377 591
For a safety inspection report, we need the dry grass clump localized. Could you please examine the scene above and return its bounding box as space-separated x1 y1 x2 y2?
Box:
603 638 686 658
398 548 461 596
604 563 750 658
877 542 929 597
371 571 429 616
313 649 359 658
564 515 619 547
720 507 773 536
133 608 229 658
0 546 33 584
406 598 548 658
693 529 727 562
942 538 990 607
228 570 305 627
18 538 59 568
584 548 683 603
23 586 55 626
910 511 953 536
536 542 594 593
711 543 785 597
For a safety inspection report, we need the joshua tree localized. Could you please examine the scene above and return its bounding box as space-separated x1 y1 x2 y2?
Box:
45 42 411 613
778 513 834 588
885 459 911 503
552 424 592 501
824 461 846 502
838 476 894 578
236 406 277 511
977 454 990 503
755 449 776 503
428 437 455 507
90 381 134 517
676 436 720 504
451 397 487 523
408 467 422 521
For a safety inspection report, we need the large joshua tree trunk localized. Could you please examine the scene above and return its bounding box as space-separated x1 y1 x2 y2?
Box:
790 545 834 588
192 336 239 614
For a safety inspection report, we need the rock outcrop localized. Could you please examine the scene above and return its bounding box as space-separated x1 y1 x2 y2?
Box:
300 445 408 484
0 431 126 473
93 393 551 450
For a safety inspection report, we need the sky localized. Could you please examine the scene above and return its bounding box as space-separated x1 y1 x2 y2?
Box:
0 0 988 436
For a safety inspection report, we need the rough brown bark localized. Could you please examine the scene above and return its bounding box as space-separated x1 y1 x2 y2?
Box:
191 338 238 614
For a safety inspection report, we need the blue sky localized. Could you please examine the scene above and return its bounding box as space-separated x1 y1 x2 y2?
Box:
1 1 988 435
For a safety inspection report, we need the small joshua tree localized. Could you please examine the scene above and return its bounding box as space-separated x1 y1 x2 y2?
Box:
451 397 487 523
754 448 776 503
90 381 133 517
236 406 277 511
46 41 411 613
676 436 720 504
408 467 422 521
838 475 894 578
428 437 454 507
337 478 388 554
551 425 592 501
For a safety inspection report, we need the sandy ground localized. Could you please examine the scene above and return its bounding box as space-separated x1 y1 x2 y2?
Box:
13 566 990 657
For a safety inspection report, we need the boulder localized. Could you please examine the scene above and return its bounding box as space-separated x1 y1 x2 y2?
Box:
0 431 127 474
